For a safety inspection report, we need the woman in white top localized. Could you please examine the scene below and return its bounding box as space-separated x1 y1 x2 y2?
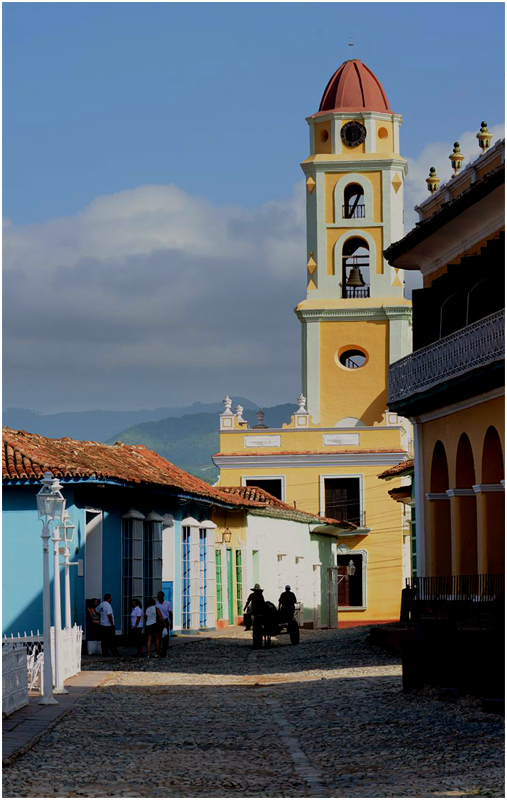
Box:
130 599 144 656
145 598 163 658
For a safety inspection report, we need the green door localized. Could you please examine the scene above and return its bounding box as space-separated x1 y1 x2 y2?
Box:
226 548 234 624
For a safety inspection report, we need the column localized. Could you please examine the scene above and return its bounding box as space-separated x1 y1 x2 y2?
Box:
447 489 478 575
425 494 451 576
474 484 505 574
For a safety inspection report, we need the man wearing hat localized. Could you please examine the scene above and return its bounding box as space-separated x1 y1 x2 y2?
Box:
278 584 297 623
243 583 265 629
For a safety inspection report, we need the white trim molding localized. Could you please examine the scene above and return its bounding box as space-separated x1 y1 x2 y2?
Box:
337 544 368 609
319 473 364 520
214 452 407 469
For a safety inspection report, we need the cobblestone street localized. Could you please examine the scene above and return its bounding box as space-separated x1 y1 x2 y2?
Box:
3 627 504 798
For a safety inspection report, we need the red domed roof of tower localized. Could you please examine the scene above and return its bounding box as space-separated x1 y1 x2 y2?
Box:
316 59 391 115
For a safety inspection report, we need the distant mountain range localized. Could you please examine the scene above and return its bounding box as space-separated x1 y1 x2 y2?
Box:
2 398 258 443
3 400 296 484
107 404 295 483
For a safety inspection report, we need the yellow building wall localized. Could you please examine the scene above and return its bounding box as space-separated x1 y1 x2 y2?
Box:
375 120 395 154
421 395 504 493
314 121 332 155
216 461 404 622
319 319 388 426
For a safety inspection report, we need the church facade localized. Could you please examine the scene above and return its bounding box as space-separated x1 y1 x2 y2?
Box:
213 59 413 625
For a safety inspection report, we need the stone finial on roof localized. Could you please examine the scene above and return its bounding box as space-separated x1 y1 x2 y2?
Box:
477 121 492 153
254 410 268 429
449 142 464 177
297 394 307 413
222 396 233 414
426 167 440 194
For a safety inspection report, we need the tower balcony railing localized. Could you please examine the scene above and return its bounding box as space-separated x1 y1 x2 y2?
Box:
344 286 370 299
389 309 505 405
342 204 365 219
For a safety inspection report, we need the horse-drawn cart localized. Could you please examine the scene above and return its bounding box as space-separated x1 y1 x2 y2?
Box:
252 601 300 648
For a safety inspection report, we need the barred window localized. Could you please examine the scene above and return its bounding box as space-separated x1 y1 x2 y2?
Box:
121 515 144 634
143 520 162 609
216 550 223 619
199 529 207 628
181 527 191 630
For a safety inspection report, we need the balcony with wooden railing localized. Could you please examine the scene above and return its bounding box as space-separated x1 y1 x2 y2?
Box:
389 309 504 406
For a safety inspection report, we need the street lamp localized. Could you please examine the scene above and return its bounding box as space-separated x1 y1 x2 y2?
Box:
58 511 77 631
36 472 65 705
346 559 356 577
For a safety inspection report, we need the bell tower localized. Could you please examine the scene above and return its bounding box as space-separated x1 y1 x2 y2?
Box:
296 59 412 427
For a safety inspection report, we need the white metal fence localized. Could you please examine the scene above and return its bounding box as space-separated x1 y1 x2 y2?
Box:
2 625 82 701
2 643 29 716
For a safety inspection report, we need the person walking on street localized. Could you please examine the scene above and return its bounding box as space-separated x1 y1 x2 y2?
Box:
278 584 297 623
130 599 144 656
97 593 119 656
156 591 173 657
145 598 163 658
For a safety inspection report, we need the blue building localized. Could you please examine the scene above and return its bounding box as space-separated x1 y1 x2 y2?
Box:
2 427 245 640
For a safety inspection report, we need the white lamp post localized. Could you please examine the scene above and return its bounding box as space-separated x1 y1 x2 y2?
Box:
51 491 68 695
58 511 77 630
36 471 65 705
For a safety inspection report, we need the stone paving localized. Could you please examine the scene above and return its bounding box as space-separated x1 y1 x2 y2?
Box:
2 627 504 797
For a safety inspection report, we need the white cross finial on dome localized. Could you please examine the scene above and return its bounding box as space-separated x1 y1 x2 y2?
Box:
348 36 354 55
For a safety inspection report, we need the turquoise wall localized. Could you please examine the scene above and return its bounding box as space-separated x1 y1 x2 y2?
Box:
3 481 220 637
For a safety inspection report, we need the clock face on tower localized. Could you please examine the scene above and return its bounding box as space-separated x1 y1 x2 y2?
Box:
341 121 367 148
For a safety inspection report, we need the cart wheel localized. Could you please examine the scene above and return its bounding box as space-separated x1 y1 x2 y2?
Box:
253 619 263 649
289 620 300 645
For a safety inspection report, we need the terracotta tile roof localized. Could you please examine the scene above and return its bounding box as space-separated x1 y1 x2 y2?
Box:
219 485 356 530
214 449 406 457
2 427 356 530
220 485 291 508
378 458 414 479
2 427 242 505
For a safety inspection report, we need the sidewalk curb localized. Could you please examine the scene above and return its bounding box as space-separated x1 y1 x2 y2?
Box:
2 671 113 768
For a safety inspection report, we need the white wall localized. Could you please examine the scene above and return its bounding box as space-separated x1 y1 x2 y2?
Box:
245 514 335 627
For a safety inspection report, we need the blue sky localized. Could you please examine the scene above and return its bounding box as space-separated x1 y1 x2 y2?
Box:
4 2 504 224
3 3 505 412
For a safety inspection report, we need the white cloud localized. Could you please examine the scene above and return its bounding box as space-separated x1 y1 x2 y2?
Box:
404 123 505 229
3 125 504 411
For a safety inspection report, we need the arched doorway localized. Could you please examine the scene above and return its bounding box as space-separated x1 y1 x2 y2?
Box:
478 426 504 574
453 434 478 575
428 440 452 576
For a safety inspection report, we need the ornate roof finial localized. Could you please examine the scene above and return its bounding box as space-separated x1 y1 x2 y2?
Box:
297 394 307 413
222 396 233 414
235 404 245 423
477 121 492 152
426 167 440 194
449 142 465 176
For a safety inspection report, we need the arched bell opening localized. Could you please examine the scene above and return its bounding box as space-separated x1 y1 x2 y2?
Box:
343 183 365 220
341 236 370 299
